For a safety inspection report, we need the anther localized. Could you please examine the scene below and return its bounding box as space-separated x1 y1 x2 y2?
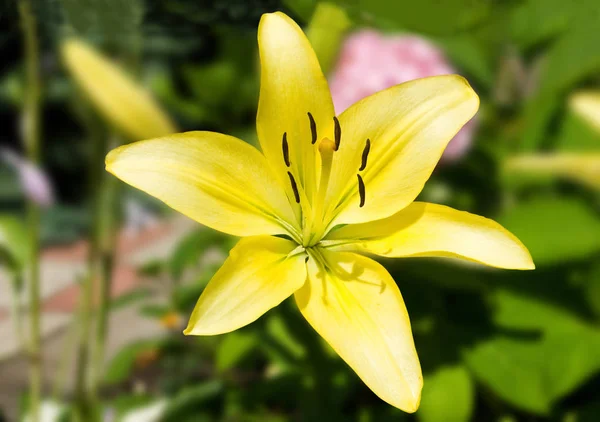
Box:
357 174 366 207
359 139 371 171
333 117 341 150
308 112 317 144
305 256 309 263
287 171 300 203
282 133 290 167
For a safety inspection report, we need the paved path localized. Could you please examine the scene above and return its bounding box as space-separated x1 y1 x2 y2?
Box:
0 216 197 420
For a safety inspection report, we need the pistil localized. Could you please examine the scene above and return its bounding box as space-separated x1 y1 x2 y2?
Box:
306 137 336 245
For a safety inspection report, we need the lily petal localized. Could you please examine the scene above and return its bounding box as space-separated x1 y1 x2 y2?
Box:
570 90 600 133
257 12 335 204
328 202 534 270
296 250 422 412
106 132 298 237
184 236 306 335
61 39 176 141
324 75 479 227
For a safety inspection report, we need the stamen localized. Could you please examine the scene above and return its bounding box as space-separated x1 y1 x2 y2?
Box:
305 256 309 263
282 132 290 167
333 117 341 150
357 174 366 207
287 171 300 203
308 112 317 144
359 139 371 171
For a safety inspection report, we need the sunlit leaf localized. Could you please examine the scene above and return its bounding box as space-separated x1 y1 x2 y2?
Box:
418 364 473 422
104 339 163 385
498 198 600 265
216 330 258 372
464 289 600 414
0 214 29 270
353 0 491 35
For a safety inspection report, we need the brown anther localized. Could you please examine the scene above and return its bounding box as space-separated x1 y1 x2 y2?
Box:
287 171 300 203
357 174 366 207
308 112 317 144
333 116 341 150
359 139 371 171
282 132 290 167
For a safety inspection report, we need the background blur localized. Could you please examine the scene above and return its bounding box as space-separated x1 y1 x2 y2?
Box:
2 0 600 421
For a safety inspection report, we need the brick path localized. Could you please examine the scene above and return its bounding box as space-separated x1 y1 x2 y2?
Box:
0 216 197 419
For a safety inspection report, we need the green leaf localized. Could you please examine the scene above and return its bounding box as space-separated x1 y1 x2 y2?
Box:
510 0 574 49
104 339 162 385
138 304 171 319
493 290 600 399
586 262 600 319
160 381 223 422
181 61 238 107
109 287 154 310
60 0 144 52
435 35 494 87
215 330 258 372
169 229 227 281
464 334 551 414
554 110 600 152
354 0 491 35
464 289 600 414
306 2 352 75
537 9 600 97
498 198 600 266
418 364 474 422
261 314 307 369
519 92 561 152
283 0 317 21
0 214 29 270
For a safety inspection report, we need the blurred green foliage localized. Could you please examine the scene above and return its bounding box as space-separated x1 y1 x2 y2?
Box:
2 0 600 421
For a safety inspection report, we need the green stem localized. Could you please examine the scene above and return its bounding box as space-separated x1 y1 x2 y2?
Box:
51 303 80 400
90 160 121 398
73 272 94 420
73 118 108 420
9 273 26 352
18 1 42 421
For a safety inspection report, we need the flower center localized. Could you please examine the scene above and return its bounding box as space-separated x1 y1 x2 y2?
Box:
281 113 370 248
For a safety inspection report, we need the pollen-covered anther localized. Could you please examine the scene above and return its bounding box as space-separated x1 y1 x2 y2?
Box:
359 139 371 171
333 116 341 150
287 171 300 203
308 112 317 144
357 174 366 207
282 132 290 167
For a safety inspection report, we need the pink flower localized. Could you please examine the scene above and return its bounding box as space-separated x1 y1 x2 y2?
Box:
330 30 477 162
1 149 54 207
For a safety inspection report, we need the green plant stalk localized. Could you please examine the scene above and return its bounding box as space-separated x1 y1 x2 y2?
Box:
73 269 94 420
51 297 80 400
9 273 26 352
73 119 108 421
18 1 42 421
90 162 121 398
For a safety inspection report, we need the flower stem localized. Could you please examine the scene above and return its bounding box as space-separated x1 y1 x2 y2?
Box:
90 156 121 397
18 0 42 420
73 112 106 420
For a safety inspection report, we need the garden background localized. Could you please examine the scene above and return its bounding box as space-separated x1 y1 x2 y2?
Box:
1 0 600 421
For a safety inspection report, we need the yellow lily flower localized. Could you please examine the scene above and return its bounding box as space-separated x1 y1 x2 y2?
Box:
105 12 534 412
